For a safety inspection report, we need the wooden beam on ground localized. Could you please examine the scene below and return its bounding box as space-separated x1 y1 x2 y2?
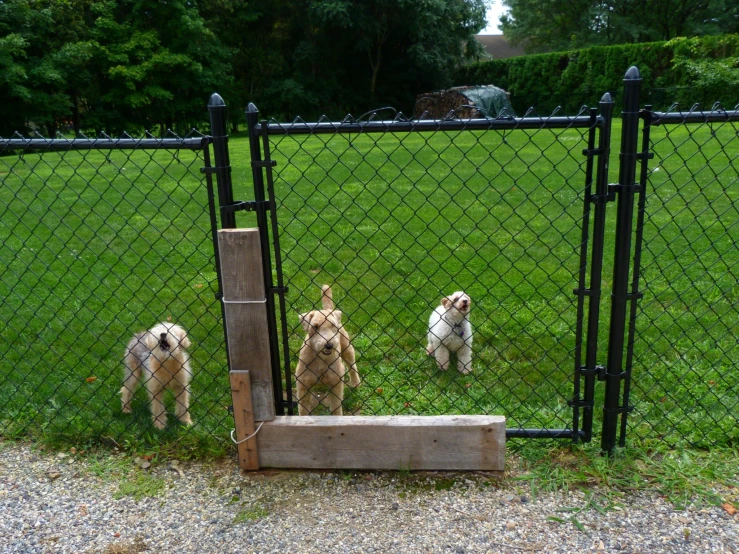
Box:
218 228 275 422
229 370 259 470
257 415 505 471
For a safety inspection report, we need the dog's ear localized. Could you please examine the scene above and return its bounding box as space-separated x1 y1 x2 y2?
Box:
180 333 191 349
299 312 314 333
329 310 342 326
441 296 452 309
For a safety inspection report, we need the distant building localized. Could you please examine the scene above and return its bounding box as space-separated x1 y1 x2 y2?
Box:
474 35 525 59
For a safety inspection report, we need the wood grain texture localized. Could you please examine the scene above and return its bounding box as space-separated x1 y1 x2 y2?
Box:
218 228 275 421
229 370 259 470
257 415 505 470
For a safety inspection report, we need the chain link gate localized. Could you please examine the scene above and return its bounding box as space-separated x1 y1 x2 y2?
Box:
210 96 619 444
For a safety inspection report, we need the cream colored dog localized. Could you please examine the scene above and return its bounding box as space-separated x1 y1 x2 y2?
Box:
121 322 193 429
295 285 360 415
426 291 473 374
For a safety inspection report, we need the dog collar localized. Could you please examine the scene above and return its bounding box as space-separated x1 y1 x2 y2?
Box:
453 323 464 338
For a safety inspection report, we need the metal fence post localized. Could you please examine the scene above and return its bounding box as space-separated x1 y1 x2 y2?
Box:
246 103 286 415
601 67 642 452
581 92 615 442
208 93 236 229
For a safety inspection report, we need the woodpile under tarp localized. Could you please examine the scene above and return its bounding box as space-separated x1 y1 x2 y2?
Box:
414 85 516 120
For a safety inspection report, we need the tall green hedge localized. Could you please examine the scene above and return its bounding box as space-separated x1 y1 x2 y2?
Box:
458 35 739 114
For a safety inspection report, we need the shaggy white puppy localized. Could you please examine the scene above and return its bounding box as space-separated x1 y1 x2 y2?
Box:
121 322 193 429
426 291 473 374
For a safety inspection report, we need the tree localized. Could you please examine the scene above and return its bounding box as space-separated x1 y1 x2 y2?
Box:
500 0 739 54
0 0 489 132
265 0 487 118
87 0 233 133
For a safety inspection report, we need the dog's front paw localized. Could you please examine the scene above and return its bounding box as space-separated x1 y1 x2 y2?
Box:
153 417 167 430
457 363 472 375
121 404 132 414
179 414 194 426
349 367 361 387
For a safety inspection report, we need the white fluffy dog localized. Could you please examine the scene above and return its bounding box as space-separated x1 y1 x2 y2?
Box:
426 291 473 374
121 322 193 429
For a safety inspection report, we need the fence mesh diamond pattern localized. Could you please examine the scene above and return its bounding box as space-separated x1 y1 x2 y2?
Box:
629 109 739 447
0 134 230 448
264 112 599 433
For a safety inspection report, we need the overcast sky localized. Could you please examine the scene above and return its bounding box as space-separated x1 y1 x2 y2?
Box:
479 1 507 35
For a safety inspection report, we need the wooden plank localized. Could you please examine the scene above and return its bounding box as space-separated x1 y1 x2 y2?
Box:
257 415 505 471
218 228 275 421
229 370 259 470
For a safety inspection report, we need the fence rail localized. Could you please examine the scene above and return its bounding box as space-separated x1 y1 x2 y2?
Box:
0 137 209 151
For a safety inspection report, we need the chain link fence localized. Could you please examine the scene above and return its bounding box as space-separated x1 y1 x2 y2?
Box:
629 106 739 447
261 109 603 435
2 88 738 452
0 133 230 450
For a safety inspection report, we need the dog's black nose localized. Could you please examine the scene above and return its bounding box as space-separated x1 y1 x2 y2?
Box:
325 342 334 350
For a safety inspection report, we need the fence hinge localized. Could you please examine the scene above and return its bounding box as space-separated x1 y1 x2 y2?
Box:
201 165 231 175
626 291 644 300
278 400 298 410
608 183 641 195
270 286 289 295
603 370 628 384
221 200 271 214
582 147 604 157
636 151 654 161
573 288 601 298
568 397 594 408
251 160 277 168
579 365 606 379
589 191 615 204
603 405 634 414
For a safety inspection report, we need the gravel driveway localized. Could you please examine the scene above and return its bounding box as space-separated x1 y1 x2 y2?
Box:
1 441 737 553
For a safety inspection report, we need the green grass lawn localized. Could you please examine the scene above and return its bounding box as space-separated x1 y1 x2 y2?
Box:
0 114 737 453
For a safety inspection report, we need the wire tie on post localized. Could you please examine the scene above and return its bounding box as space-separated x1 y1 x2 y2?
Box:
221 298 267 304
230 421 264 444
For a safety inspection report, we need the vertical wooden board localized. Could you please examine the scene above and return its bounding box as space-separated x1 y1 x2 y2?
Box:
257 416 506 471
218 228 275 421
229 370 259 470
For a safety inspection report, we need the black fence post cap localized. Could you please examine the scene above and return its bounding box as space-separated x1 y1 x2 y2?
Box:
599 92 613 104
209 93 226 109
247 102 259 114
624 66 642 81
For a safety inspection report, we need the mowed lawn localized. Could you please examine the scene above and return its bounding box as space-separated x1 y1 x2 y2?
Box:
1 115 737 451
